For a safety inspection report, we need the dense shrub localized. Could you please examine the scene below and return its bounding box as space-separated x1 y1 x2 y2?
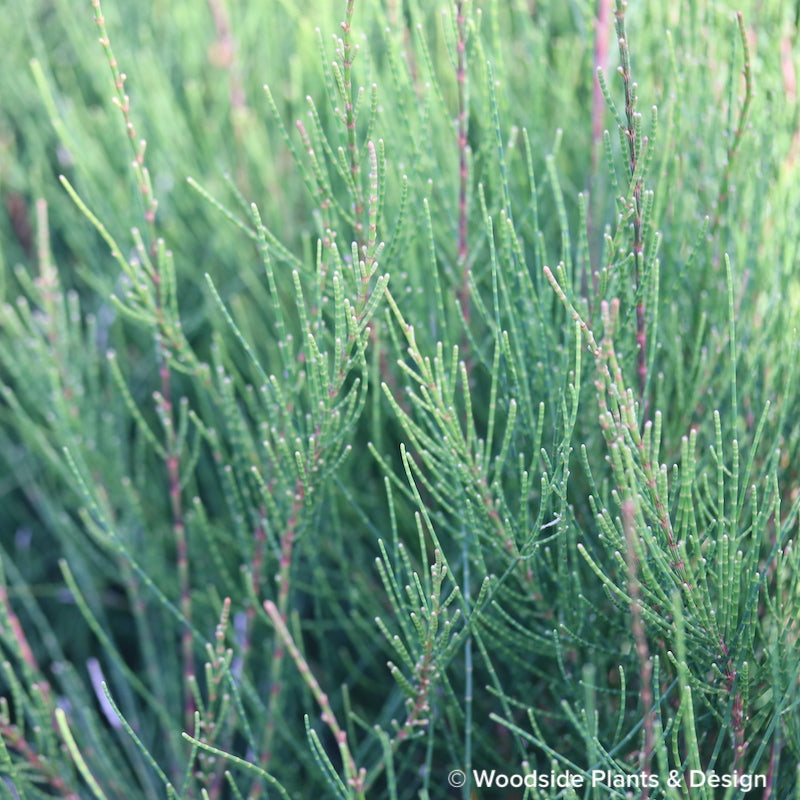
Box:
2 1 799 798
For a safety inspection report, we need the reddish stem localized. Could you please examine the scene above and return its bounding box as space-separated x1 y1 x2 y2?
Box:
586 0 612 298
614 1 648 419
455 0 470 324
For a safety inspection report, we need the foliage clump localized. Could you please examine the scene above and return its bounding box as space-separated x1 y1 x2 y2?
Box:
1 1 799 798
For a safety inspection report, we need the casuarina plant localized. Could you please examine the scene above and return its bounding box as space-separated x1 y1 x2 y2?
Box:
1 0 799 798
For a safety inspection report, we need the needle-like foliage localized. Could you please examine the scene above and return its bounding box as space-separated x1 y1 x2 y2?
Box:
1 1 799 798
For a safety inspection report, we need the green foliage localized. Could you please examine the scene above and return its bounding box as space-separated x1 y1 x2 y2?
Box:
2 0 800 798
